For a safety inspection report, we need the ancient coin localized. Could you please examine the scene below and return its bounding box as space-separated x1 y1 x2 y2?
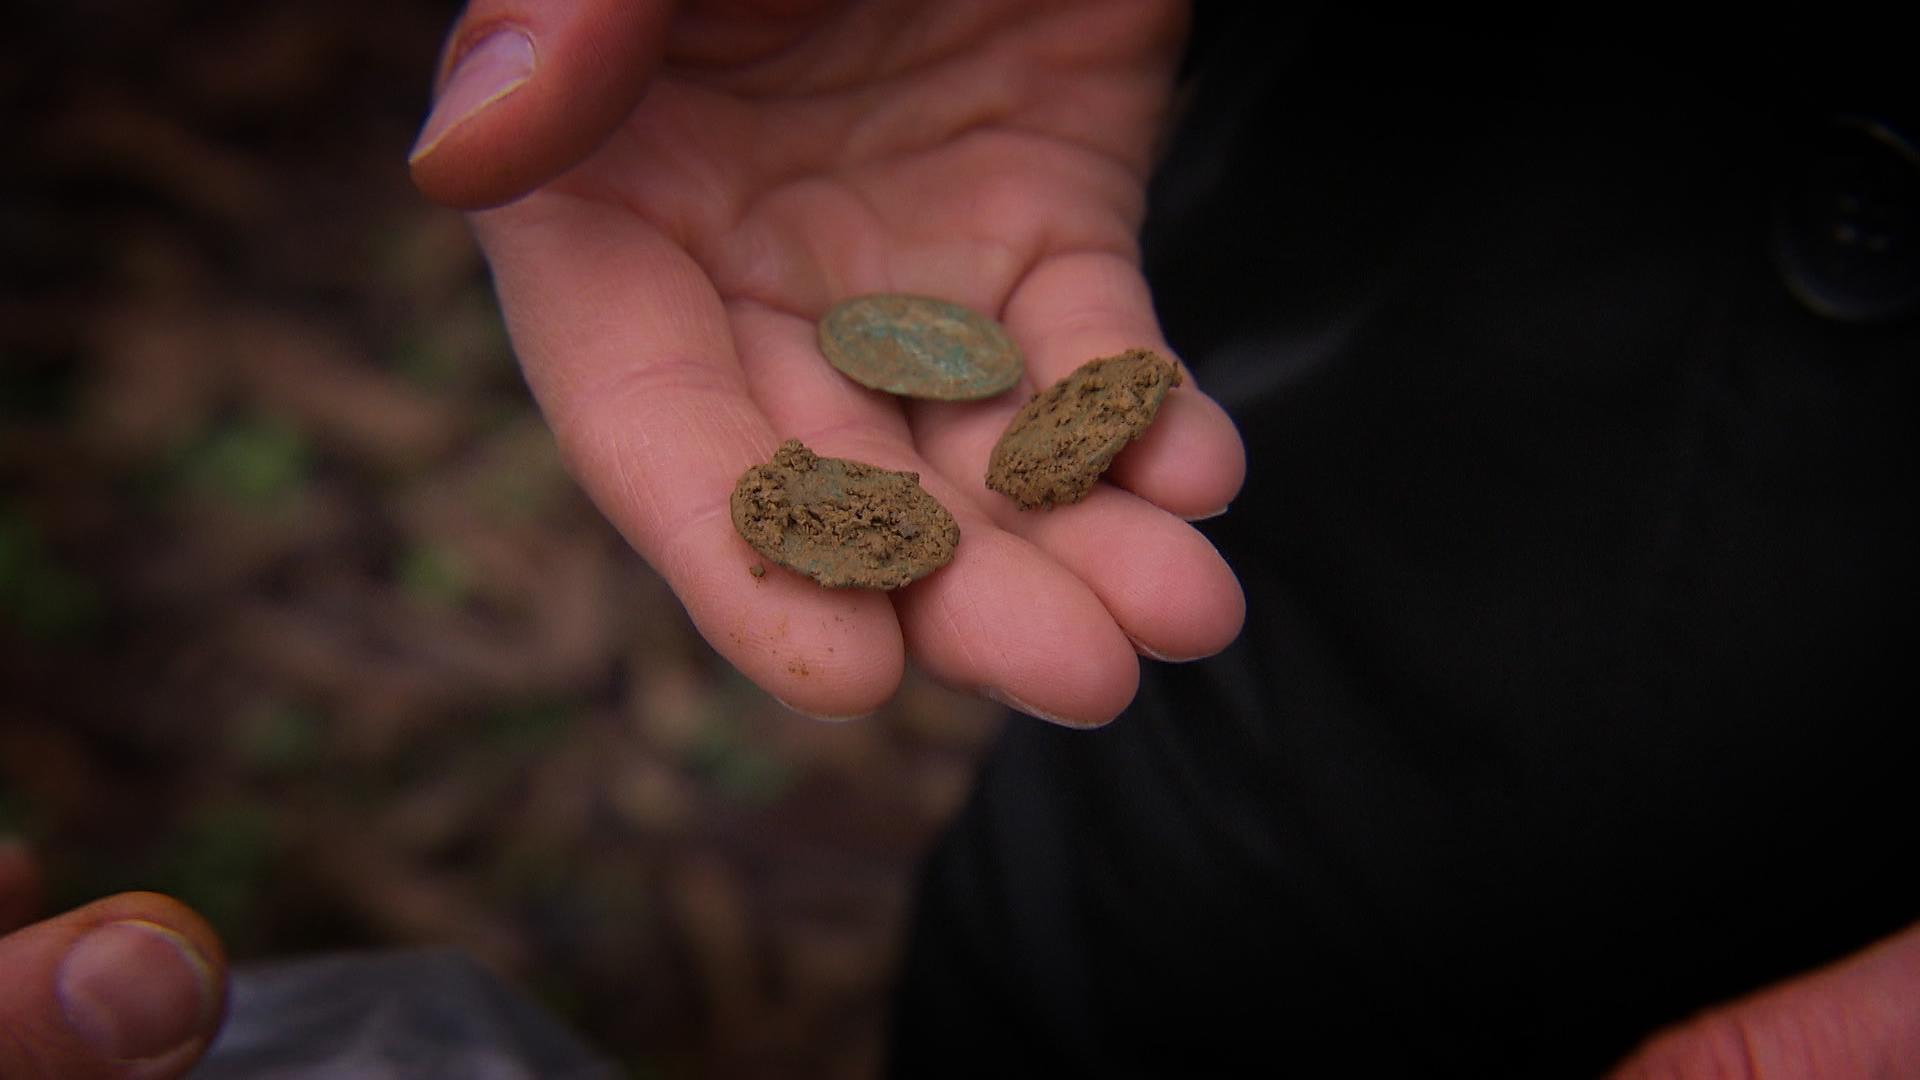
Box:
818 293 1025 401
731 440 960 589
985 348 1182 510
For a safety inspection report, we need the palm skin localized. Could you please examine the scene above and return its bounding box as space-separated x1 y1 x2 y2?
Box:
461 0 1246 724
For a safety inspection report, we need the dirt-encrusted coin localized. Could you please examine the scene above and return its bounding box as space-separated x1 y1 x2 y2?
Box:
818 293 1024 401
986 348 1182 510
731 440 960 589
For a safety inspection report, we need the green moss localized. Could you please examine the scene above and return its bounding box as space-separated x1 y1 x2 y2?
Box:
175 415 313 508
150 802 279 939
683 714 797 805
232 700 325 774
479 699 582 755
0 506 105 642
396 543 473 607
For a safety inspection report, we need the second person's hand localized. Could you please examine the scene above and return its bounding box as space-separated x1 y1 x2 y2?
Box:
412 0 1245 726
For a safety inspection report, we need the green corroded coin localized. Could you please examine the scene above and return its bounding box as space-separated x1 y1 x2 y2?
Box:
818 294 1025 401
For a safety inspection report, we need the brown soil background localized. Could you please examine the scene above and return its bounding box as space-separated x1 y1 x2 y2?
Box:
0 4 1001 1077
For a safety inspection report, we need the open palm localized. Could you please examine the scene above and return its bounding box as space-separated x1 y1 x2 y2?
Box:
438 0 1244 724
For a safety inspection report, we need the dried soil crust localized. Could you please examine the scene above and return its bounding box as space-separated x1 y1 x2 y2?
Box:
731 440 960 589
985 348 1182 509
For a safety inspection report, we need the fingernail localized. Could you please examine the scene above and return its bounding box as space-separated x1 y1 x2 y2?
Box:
773 696 873 724
1125 633 1191 664
1185 504 1231 522
982 688 1075 726
58 920 217 1062
409 27 536 164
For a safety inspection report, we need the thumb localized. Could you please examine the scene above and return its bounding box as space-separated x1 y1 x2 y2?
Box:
0 891 227 1080
408 0 680 210
1609 921 1920 1079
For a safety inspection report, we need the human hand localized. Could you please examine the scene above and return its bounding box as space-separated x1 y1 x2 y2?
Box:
0 839 227 1079
1608 920 1920 1078
410 0 1245 726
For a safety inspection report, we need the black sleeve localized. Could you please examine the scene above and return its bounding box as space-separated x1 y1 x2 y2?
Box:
891 9 1918 1077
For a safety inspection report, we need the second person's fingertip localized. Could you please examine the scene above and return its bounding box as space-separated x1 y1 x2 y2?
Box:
409 25 537 166
57 919 219 1063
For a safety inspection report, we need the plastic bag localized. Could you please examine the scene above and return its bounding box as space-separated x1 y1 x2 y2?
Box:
192 948 620 1079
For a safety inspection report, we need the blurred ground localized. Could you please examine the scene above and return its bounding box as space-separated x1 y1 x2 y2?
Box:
1 4 1002 1076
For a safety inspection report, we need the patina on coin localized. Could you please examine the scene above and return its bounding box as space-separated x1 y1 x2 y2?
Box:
818 293 1024 401
986 348 1183 510
731 440 960 589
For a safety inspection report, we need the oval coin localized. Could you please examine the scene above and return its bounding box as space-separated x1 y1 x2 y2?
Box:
818 293 1024 401
986 348 1182 510
731 440 960 589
